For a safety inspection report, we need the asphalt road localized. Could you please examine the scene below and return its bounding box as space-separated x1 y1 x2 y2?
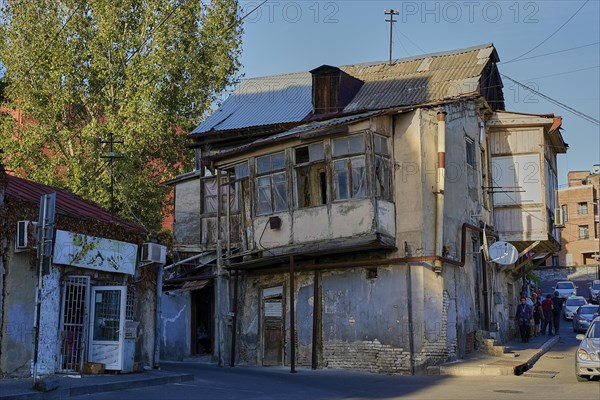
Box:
79 329 599 400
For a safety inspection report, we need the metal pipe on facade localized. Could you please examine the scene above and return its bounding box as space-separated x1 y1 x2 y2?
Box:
406 263 415 375
480 237 490 331
311 270 320 370
435 109 447 262
289 255 296 373
230 270 239 367
153 263 164 368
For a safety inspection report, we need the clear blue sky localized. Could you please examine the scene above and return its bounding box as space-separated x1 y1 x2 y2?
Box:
236 0 600 185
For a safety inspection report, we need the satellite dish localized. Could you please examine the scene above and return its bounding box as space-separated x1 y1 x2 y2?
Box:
488 241 519 265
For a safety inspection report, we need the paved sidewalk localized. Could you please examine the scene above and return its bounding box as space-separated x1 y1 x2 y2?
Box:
435 333 560 376
0 369 193 400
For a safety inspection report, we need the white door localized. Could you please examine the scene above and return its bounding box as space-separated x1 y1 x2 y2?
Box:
88 286 126 370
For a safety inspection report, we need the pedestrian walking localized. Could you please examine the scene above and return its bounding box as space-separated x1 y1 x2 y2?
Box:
552 291 564 335
531 293 543 337
515 296 533 342
541 294 554 335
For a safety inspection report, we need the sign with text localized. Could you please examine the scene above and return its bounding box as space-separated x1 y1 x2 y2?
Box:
53 230 138 275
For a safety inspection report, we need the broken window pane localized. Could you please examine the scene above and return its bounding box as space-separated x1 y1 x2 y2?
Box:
203 179 218 213
257 176 272 215
295 147 310 164
308 143 324 161
273 172 287 212
351 156 366 197
374 135 389 156
375 155 391 199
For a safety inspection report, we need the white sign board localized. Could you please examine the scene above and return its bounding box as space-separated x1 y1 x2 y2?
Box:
53 230 138 275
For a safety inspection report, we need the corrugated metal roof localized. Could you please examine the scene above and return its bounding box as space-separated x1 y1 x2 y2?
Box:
191 43 498 136
4 174 146 234
209 110 388 162
341 44 496 112
191 72 313 134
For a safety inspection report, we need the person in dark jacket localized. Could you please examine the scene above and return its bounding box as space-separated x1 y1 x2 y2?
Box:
541 294 554 335
551 291 565 335
531 293 543 337
515 296 533 342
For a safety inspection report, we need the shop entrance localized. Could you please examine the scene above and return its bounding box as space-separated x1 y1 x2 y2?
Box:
58 276 90 372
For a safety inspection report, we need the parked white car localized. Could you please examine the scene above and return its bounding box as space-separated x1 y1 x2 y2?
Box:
564 296 588 320
554 281 577 298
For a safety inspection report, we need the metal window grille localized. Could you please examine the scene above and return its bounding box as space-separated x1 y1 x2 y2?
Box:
126 285 136 321
58 276 90 373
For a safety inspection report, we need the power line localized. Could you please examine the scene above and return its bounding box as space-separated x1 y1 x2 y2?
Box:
500 42 600 65
522 65 600 81
504 0 590 63
501 74 600 126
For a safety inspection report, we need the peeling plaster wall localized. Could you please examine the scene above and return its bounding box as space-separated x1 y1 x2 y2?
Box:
36 268 61 375
0 251 36 377
160 291 190 361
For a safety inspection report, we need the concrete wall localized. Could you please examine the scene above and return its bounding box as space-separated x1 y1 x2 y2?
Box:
535 266 600 282
0 250 36 377
160 291 191 361
37 268 61 375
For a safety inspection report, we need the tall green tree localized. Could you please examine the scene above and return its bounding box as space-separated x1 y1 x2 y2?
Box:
0 0 242 229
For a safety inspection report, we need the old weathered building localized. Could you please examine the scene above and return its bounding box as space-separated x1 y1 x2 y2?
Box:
160 44 567 373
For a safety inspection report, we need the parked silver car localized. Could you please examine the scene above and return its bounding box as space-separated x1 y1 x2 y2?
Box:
575 316 600 381
573 305 600 333
563 296 588 320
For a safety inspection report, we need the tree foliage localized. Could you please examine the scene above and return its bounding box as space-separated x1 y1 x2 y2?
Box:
0 0 242 229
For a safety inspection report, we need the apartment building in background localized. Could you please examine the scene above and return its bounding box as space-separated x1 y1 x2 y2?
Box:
555 166 600 266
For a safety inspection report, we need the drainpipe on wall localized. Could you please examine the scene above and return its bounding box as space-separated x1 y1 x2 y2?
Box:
435 109 447 268
154 263 164 368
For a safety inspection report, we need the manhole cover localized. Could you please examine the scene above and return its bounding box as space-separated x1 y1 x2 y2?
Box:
522 370 558 379
493 390 523 394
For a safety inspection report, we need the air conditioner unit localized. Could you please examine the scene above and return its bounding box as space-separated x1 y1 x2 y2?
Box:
141 243 167 264
15 220 30 251
554 208 564 228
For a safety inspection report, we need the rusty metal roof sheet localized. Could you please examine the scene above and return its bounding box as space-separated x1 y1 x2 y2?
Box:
4 174 146 234
191 44 498 136
191 72 313 134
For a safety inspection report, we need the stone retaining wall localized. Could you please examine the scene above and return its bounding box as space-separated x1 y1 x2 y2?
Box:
535 265 599 282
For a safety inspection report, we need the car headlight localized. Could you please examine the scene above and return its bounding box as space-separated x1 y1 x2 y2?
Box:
591 352 599 361
578 349 589 360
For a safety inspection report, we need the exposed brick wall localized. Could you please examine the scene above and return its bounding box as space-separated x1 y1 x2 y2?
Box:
323 339 411 373
414 290 454 368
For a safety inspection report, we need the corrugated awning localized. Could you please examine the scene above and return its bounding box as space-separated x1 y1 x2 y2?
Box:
173 279 210 292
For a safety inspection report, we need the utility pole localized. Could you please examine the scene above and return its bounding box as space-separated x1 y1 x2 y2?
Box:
384 9 399 65
99 132 124 213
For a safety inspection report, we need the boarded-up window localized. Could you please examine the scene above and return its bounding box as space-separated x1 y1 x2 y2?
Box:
313 74 339 114
256 152 287 215
294 143 326 208
333 135 366 200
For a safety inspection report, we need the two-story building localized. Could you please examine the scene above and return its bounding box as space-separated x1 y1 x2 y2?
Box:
160 44 567 373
